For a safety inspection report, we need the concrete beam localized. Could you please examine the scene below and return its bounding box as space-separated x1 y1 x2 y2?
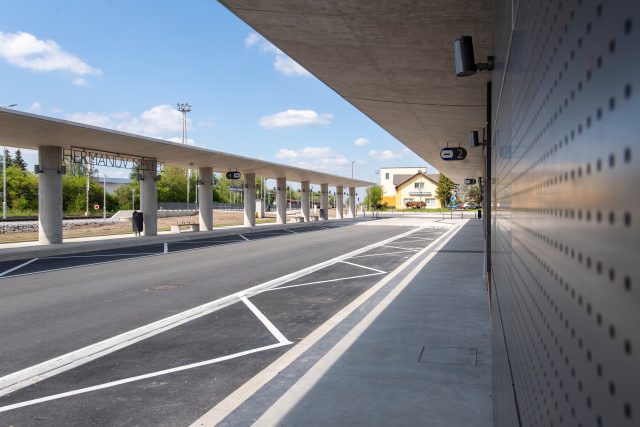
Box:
198 167 213 231
276 177 287 224
37 146 63 244
244 172 256 227
140 159 157 237
300 181 310 222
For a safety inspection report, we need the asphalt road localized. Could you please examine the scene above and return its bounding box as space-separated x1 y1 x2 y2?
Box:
0 221 447 426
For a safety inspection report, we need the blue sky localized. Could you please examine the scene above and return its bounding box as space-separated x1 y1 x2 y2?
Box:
0 0 434 186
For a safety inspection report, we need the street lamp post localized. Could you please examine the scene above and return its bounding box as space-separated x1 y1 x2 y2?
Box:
351 161 356 178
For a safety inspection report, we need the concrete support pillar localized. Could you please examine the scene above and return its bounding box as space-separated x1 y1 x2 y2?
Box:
198 167 213 231
276 177 287 224
244 172 256 227
320 183 329 220
301 181 310 222
140 158 157 236
336 185 344 219
38 146 63 244
349 187 356 218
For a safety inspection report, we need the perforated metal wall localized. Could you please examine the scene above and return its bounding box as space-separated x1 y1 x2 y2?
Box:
490 0 640 426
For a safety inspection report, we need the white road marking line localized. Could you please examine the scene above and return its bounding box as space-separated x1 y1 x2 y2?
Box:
253 222 466 426
265 273 384 292
339 260 386 274
350 250 417 258
0 226 425 397
394 237 435 243
45 253 158 259
282 228 297 234
238 234 250 241
381 244 419 251
0 258 38 277
164 243 168 254
241 297 291 345
0 342 289 414
191 224 459 426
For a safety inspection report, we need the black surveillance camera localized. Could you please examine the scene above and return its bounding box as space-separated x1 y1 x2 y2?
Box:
454 36 494 77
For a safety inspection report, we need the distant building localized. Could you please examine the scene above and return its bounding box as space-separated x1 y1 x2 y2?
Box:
97 177 131 194
379 167 440 209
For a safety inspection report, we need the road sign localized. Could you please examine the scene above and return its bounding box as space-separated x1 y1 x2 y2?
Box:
440 147 467 161
226 171 241 180
450 195 456 202
464 178 477 185
230 186 243 193
94 204 100 209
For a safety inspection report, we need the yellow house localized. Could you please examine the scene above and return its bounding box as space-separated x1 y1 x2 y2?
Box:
394 172 441 209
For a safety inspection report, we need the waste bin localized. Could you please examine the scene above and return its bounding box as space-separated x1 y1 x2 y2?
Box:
477 209 482 219
132 211 144 235
319 208 325 219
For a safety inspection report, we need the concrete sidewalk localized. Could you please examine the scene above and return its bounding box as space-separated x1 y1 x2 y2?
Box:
199 221 491 426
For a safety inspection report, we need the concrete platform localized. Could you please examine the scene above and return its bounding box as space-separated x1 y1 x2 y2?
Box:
195 220 491 426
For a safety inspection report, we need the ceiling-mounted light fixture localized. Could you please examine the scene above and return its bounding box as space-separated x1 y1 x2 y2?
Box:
454 36 494 77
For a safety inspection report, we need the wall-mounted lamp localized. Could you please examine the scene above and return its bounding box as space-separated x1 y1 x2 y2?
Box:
34 165 42 174
469 129 487 147
454 36 494 77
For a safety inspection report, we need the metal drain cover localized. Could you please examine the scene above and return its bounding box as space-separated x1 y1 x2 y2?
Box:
418 346 478 366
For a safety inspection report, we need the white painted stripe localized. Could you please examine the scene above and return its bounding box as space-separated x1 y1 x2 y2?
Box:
240 297 291 345
190 224 459 426
266 273 384 292
45 253 158 259
350 250 417 258
164 243 168 254
253 222 466 425
339 260 386 274
238 234 249 241
0 258 38 277
282 228 297 234
0 342 289 414
381 244 419 251
0 225 425 397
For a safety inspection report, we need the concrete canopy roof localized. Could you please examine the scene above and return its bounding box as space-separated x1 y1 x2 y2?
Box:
0 109 372 188
218 0 492 183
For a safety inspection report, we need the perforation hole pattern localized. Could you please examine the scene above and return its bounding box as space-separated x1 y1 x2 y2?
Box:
491 0 639 426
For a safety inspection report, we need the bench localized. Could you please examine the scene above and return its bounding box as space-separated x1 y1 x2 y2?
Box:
310 215 320 221
294 216 305 223
170 222 200 233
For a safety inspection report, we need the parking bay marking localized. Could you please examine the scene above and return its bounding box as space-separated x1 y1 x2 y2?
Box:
0 258 38 277
0 297 291 414
0 225 425 398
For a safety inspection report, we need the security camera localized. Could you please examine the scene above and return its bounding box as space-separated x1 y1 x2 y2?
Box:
454 36 494 77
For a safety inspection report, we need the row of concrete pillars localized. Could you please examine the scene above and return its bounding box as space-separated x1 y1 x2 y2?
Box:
37 147 358 244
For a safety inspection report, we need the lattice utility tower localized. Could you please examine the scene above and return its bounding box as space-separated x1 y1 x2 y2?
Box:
177 103 192 205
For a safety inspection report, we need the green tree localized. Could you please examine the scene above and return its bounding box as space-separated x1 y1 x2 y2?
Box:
436 174 456 207
2 149 14 168
465 185 483 204
13 150 27 171
5 165 38 211
364 185 383 209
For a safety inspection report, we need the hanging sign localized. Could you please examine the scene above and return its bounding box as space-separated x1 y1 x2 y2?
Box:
440 147 467 161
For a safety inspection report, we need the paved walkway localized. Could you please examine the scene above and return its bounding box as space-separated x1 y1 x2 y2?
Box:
194 220 491 426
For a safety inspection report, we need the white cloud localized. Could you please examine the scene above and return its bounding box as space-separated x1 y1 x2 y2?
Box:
197 116 216 127
245 32 310 77
0 31 101 82
259 109 332 129
65 104 194 144
72 77 88 86
368 149 409 160
29 101 42 112
354 137 370 147
276 146 349 171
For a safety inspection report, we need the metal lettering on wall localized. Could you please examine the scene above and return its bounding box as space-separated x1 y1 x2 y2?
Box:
491 0 639 426
63 147 165 172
